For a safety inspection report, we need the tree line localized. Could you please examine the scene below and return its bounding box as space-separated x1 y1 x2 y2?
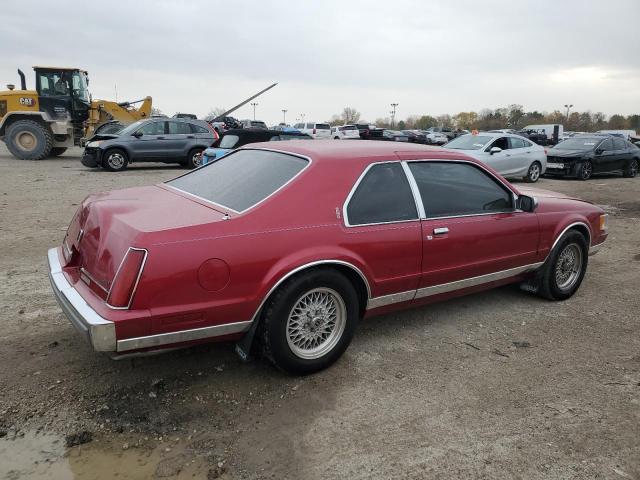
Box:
328 105 640 133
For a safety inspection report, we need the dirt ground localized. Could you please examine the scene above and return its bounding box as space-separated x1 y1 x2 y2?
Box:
0 145 638 480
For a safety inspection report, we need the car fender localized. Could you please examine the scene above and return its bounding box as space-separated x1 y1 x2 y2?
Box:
249 245 373 322
540 217 592 259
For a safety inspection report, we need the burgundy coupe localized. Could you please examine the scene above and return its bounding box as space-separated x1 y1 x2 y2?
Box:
48 141 608 374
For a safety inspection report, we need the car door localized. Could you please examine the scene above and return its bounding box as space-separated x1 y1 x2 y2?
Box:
610 137 628 171
482 136 512 175
405 161 540 299
507 136 531 176
342 162 423 302
128 120 167 160
164 120 194 160
593 138 616 173
191 122 216 147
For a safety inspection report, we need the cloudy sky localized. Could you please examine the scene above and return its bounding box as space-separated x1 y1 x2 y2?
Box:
2 0 639 124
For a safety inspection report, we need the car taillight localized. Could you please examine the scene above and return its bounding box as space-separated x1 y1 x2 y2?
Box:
106 248 147 309
544 148 548 155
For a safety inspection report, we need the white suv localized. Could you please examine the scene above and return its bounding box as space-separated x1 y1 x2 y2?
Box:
293 122 331 139
331 125 360 140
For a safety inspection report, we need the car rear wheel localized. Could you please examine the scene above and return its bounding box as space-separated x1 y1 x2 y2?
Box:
524 161 542 183
578 160 593 180
186 148 204 169
623 158 638 178
537 230 588 301
260 268 359 375
103 148 128 172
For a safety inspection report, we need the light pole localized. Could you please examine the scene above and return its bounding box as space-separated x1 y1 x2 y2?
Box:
390 103 399 128
564 104 573 121
282 109 288 124
251 102 258 120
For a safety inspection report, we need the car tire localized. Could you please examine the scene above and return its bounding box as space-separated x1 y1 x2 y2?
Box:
186 148 205 169
334 136 340 140
49 147 67 157
578 160 593 180
5 120 53 160
260 268 359 375
537 230 589 301
622 158 638 178
102 148 129 172
524 161 542 183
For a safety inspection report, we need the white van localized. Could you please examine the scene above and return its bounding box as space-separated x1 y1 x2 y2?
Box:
523 124 564 142
292 122 332 139
596 130 636 140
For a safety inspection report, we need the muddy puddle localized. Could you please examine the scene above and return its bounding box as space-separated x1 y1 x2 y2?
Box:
0 431 225 479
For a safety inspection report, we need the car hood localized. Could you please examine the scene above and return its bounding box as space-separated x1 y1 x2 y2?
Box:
518 186 592 204
87 134 120 142
547 149 591 158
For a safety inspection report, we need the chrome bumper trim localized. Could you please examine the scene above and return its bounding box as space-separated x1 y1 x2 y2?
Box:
47 248 117 351
116 320 252 352
589 241 605 256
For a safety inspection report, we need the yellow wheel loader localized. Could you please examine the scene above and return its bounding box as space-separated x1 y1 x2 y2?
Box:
0 67 152 160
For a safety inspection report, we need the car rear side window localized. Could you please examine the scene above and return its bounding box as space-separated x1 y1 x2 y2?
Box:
191 123 210 134
408 162 512 218
166 149 309 213
509 137 526 149
346 163 418 226
612 138 626 150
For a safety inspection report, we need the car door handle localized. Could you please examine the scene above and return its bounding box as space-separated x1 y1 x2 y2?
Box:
186 135 195 139
433 227 449 235
157 136 165 140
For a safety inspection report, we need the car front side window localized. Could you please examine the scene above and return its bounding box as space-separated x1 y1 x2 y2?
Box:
346 163 418 226
408 162 513 219
486 137 509 151
137 121 165 136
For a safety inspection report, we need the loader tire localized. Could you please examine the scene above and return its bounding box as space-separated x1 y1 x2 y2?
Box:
49 147 68 157
5 120 53 160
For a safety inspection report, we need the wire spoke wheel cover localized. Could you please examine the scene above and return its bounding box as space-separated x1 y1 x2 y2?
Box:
286 287 347 359
555 243 583 291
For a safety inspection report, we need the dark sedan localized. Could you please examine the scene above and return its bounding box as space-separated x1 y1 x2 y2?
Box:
382 130 409 142
545 135 639 180
401 130 427 144
82 118 218 171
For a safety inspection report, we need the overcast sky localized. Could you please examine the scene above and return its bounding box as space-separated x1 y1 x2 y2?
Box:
2 0 639 124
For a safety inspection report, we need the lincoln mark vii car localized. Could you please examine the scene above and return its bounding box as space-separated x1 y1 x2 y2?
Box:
48 141 608 374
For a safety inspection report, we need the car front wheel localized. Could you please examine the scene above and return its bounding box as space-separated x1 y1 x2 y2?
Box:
623 158 638 178
524 161 542 183
538 230 588 301
102 148 128 172
261 268 359 375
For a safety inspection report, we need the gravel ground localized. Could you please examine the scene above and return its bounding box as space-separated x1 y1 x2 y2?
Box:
0 146 638 479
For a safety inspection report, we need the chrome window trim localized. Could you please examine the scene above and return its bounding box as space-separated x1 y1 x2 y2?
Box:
342 160 420 228
105 247 149 310
80 267 109 294
164 148 313 216
400 161 426 219
117 320 252 352
250 260 372 322
403 159 519 220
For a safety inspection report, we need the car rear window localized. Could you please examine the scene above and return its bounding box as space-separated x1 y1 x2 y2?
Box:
316 123 330 130
166 149 309 213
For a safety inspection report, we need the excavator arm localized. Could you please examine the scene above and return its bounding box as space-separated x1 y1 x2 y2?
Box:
85 96 152 138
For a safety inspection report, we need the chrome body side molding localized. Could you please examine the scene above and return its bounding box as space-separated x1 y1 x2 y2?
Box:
117 320 252 352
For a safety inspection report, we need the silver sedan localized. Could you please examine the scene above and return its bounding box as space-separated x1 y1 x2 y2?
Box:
444 132 547 182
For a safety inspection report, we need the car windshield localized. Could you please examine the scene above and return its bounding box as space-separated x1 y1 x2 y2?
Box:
445 135 493 150
118 120 146 135
554 138 600 150
166 149 309 213
219 135 240 149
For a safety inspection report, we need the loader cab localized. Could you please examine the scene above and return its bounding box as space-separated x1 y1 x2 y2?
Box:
34 67 91 128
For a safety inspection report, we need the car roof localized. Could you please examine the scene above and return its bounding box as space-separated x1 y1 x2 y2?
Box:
238 140 481 166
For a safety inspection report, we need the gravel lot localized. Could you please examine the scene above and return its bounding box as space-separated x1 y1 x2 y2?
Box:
0 146 638 479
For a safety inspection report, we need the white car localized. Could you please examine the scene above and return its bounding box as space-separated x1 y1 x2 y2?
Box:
444 132 547 182
331 125 361 140
422 130 448 144
292 122 332 139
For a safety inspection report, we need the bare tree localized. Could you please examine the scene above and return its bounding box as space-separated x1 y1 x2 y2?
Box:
206 107 227 120
341 107 361 124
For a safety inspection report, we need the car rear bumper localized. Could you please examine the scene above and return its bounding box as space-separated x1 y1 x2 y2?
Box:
48 248 117 351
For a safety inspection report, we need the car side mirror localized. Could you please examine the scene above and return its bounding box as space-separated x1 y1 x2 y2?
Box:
595 148 603 155
132 131 143 138
489 146 502 155
517 195 538 213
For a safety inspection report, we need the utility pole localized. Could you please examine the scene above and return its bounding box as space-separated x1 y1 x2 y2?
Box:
251 102 258 120
390 103 399 128
282 109 288 124
564 104 573 121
